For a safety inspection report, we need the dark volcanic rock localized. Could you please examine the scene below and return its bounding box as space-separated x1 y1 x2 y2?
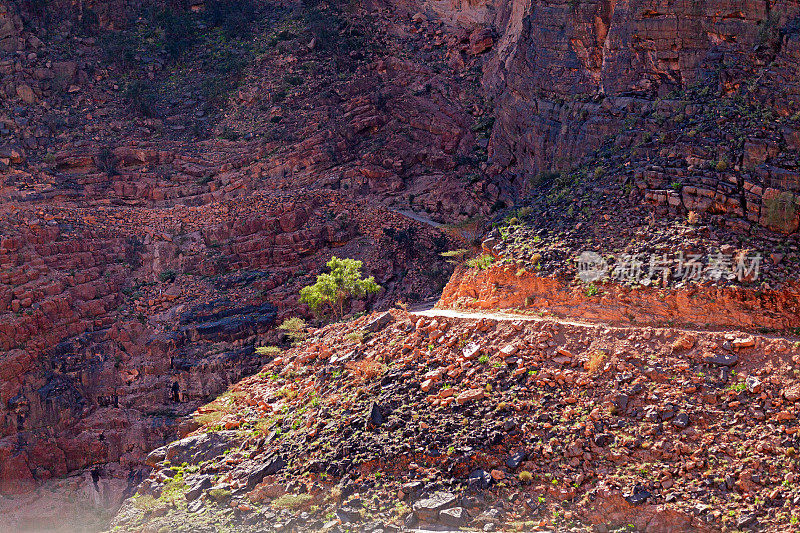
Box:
161 431 238 466
366 311 393 332
705 353 739 367
624 485 651 505
185 475 212 501
236 455 287 490
368 402 384 427
180 301 278 340
505 449 527 469
468 469 494 490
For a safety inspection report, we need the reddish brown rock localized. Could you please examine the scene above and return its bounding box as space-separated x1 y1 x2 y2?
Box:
456 388 485 404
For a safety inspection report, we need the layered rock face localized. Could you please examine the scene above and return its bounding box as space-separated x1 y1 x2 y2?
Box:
405 0 800 233
438 263 800 329
0 182 459 493
3 0 800 510
483 0 800 170
0 0 487 494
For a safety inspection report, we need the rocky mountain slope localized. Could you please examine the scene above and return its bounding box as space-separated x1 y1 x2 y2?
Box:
1 0 800 531
107 308 800 532
0 0 493 496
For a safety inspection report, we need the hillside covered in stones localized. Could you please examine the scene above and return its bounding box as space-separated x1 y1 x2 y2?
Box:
1 0 800 531
109 310 800 532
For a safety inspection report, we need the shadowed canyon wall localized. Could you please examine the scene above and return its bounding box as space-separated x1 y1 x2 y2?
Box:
3 0 800 499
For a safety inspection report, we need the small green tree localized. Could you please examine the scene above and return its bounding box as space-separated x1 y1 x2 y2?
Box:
300 257 381 319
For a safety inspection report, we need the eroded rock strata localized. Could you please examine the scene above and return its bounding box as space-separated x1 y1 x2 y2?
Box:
1 0 800 530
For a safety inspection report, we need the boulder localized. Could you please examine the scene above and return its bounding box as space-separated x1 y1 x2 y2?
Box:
469 27 494 55
704 353 738 367
439 506 467 527
163 431 238 465
366 311 393 332
413 491 458 521
456 388 484 404
15 84 35 104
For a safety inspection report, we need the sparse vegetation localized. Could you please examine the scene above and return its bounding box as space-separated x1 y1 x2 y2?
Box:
278 317 309 346
300 257 381 319
271 493 313 510
586 351 606 373
344 330 366 343
345 358 388 381
467 254 495 270
11 4 800 533
159 471 187 507
255 346 282 356
440 249 469 264
159 269 177 283
584 283 599 297
96 146 119 176
207 488 232 502
764 192 798 232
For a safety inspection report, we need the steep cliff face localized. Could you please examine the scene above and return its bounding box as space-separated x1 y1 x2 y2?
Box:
0 187 457 493
3 0 800 512
8 0 188 30
0 0 488 495
484 0 800 173
384 0 800 234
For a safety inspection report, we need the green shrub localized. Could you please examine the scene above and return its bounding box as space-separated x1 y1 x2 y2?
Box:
96 146 118 176
344 331 366 343
278 317 308 346
124 80 158 117
272 493 313 510
530 171 561 189
131 494 160 511
207 488 231 502
466 254 495 270
440 249 468 264
159 472 187 505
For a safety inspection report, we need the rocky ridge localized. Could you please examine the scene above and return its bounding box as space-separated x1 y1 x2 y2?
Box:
108 309 800 532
